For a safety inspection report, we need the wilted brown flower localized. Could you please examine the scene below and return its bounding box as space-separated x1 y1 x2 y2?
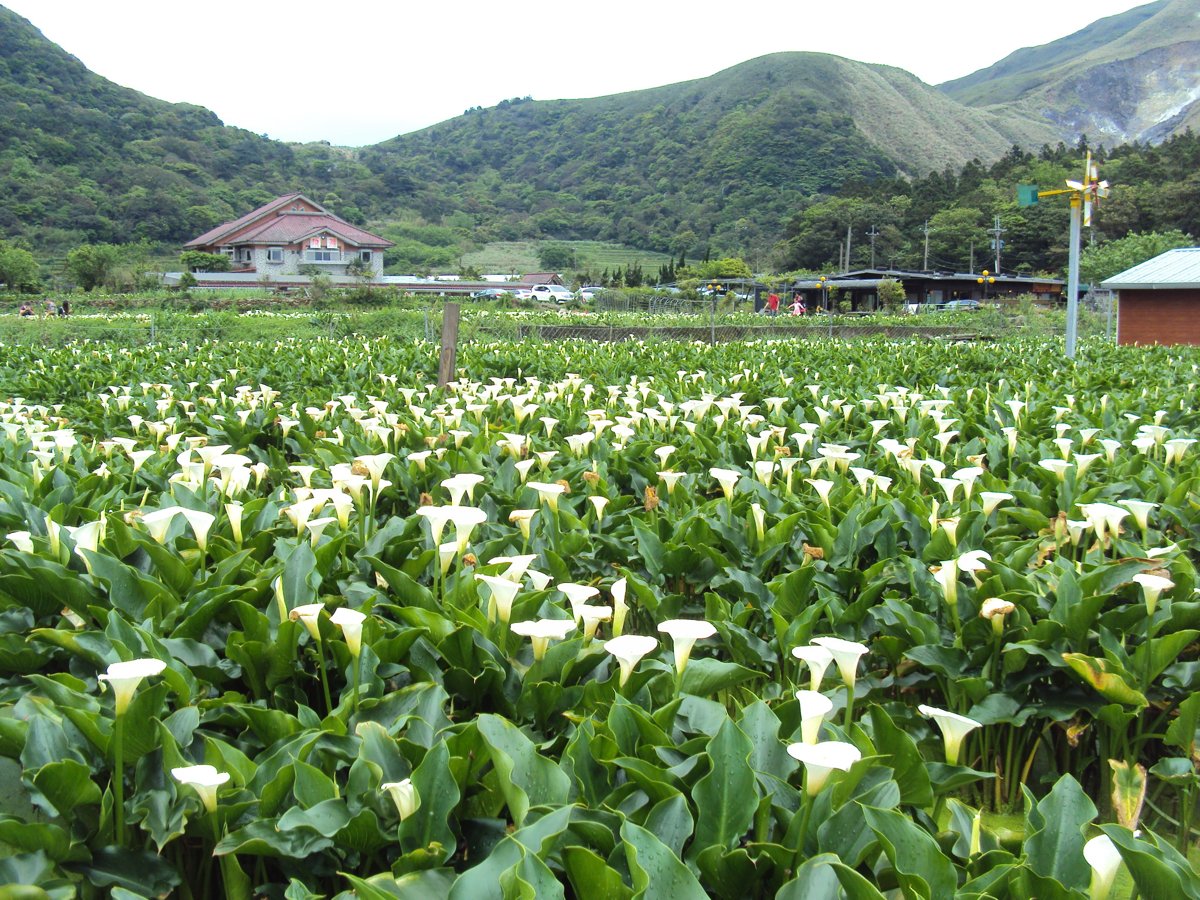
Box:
462 553 477 567
644 485 660 511
555 479 571 495
802 543 825 561
351 461 371 478
582 471 600 486
418 492 433 507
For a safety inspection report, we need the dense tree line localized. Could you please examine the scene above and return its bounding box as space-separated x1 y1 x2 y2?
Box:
778 136 1200 275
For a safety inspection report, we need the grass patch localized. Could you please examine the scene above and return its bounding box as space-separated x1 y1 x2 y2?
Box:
460 240 681 276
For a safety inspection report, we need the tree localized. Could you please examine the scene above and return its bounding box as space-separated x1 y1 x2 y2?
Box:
0 242 40 292
877 279 906 311
926 208 986 271
537 244 577 271
65 243 124 291
698 258 753 280
1080 229 1194 284
179 250 231 273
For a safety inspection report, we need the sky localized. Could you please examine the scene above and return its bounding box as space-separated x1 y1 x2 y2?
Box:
5 0 1157 146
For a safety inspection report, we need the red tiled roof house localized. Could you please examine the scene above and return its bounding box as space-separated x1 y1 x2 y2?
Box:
185 193 393 278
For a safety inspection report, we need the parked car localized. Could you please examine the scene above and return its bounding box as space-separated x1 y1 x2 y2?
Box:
941 299 981 311
531 284 575 303
471 288 510 301
509 288 534 300
578 286 605 301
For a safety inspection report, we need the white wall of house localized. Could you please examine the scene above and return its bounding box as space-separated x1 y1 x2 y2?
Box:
248 245 385 278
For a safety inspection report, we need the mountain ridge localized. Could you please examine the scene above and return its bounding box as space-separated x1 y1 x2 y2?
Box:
0 1 1196 266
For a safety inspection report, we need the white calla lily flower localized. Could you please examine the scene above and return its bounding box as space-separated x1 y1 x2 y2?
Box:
918 704 982 765
604 634 657 687
171 764 231 813
657 619 717 674
99 658 167 715
786 741 862 795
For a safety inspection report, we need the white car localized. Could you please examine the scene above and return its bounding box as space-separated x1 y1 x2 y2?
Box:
531 284 575 303
578 286 605 300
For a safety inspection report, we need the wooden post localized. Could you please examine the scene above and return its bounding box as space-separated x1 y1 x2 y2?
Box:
437 303 460 388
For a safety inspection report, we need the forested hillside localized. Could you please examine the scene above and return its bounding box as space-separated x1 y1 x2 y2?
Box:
0 8 387 252
0 2 1196 281
778 133 1200 274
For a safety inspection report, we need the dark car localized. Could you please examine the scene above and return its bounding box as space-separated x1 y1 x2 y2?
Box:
471 288 511 301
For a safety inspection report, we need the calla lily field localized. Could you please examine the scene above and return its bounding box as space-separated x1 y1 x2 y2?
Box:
0 332 1198 897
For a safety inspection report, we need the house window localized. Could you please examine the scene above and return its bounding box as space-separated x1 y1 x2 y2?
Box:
305 250 340 262
360 250 373 263
267 248 283 264
241 249 252 262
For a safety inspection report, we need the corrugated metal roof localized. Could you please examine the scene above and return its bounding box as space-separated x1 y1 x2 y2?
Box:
1102 247 1200 289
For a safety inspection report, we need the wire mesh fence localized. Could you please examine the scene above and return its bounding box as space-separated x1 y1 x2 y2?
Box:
0 295 1117 350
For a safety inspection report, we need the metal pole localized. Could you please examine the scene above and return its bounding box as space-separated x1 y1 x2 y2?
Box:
1107 291 1115 343
710 297 716 345
1065 198 1081 360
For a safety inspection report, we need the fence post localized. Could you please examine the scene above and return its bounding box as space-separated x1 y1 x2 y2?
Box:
710 297 717 345
1106 292 1114 343
438 303 460 388
149 311 156 344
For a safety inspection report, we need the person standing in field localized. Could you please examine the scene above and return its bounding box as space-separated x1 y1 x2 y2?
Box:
766 292 780 316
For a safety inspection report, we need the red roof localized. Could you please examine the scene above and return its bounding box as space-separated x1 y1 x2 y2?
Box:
185 193 393 250
233 214 391 248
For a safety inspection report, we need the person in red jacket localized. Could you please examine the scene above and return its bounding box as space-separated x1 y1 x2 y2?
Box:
766 292 780 316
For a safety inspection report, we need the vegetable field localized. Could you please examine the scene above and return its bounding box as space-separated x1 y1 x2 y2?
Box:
0 334 1198 898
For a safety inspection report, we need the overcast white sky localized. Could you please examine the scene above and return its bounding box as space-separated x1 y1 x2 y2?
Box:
6 0 1155 146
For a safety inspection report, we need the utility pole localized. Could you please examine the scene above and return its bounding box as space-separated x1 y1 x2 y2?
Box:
845 225 852 273
969 241 975 275
922 220 930 271
838 241 845 273
990 215 1006 273
866 225 880 269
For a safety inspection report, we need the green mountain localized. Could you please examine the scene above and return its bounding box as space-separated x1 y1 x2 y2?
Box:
362 52 1061 260
0 1 1194 272
0 6 395 253
941 0 1200 145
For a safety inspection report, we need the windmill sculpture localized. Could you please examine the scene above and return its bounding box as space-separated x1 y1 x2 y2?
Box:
1017 151 1110 359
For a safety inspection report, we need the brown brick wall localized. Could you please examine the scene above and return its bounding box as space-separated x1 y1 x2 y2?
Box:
1118 290 1200 346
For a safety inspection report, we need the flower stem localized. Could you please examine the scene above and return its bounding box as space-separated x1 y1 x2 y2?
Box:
792 791 815 870
352 652 361 716
843 683 856 730
316 643 333 716
112 712 126 846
